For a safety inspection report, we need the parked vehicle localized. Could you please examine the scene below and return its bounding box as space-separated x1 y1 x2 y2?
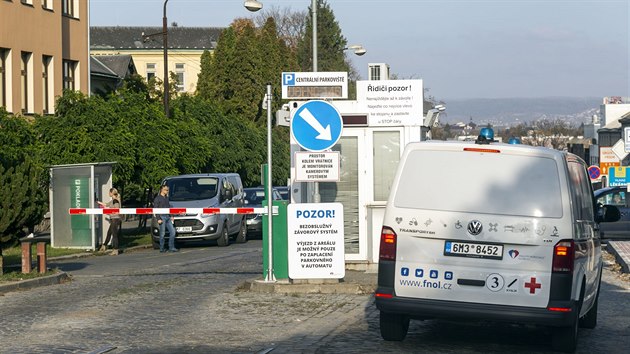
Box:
275 186 290 201
243 187 282 237
375 129 619 352
151 173 247 248
594 186 630 240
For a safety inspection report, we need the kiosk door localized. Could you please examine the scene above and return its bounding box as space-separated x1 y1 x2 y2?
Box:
319 130 367 261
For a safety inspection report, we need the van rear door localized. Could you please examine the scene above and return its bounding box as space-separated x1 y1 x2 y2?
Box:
388 144 568 309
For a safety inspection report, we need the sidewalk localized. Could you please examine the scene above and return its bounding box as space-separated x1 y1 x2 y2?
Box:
607 241 630 273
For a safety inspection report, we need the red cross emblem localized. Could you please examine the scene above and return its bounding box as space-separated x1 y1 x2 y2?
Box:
524 277 542 294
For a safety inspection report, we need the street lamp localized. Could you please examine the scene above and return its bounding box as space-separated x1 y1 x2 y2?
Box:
345 44 367 56
163 0 169 118
243 0 272 281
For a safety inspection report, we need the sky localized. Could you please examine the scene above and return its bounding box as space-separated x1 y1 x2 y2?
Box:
89 0 630 101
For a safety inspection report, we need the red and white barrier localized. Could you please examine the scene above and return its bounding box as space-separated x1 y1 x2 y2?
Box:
68 207 278 215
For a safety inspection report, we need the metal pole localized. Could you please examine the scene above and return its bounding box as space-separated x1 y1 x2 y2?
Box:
163 0 170 118
311 0 320 203
265 84 276 282
312 0 317 72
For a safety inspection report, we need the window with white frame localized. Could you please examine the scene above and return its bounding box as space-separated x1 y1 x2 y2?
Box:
369 65 381 81
63 59 77 91
146 63 156 81
175 63 185 92
62 0 77 17
0 48 8 109
41 0 53 10
21 0 33 6
42 55 53 114
373 131 400 201
21 51 32 113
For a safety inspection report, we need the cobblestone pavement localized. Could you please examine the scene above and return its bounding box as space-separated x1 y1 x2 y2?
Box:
0 243 628 353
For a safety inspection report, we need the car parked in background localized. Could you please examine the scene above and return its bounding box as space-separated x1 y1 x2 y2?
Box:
594 186 630 240
243 187 282 237
275 186 290 201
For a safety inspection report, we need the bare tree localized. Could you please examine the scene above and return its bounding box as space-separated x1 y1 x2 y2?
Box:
253 5 307 51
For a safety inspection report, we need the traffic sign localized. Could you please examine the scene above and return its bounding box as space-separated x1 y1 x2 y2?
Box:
612 139 629 161
291 100 343 152
587 165 601 181
625 127 630 153
609 166 630 186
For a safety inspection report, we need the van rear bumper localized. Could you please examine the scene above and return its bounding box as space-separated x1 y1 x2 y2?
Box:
375 292 578 327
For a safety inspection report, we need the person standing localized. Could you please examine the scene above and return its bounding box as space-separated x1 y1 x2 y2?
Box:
97 187 121 254
153 185 178 252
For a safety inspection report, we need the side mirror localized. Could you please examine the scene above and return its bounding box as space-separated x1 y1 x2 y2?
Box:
223 189 233 202
596 204 621 223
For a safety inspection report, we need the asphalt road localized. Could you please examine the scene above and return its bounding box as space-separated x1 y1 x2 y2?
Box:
0 241 628 353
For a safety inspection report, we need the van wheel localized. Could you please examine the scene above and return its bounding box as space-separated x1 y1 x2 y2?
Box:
379 311 409 341
235 218 247 244
552 315 579 352
579 295 598 329
217 222 229 247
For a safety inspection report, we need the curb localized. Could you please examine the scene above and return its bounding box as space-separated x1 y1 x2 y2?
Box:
607 241 630 273
0 244 152 295
240 272 377 295
0 272 70 294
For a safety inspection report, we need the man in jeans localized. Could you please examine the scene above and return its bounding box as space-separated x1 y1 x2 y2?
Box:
153 185 178 253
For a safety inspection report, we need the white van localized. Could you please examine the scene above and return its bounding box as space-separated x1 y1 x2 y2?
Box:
151 173 246 248
375 132 620 352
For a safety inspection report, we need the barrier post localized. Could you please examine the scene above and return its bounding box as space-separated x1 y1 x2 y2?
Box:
263 199 289 279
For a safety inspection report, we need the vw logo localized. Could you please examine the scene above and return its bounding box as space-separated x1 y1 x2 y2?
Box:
467 220 483 235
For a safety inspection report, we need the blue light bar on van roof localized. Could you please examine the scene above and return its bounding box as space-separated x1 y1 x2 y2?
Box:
508 137 522 144
475 127 495 145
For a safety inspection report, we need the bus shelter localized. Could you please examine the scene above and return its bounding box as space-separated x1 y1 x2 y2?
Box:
49 162 116 249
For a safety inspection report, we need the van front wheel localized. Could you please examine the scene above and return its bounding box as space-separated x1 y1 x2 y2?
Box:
379 311 409 341
217 223 229 247
235 218 247 244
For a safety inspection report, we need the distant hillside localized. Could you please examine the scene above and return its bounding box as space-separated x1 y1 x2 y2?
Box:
440 97 601 127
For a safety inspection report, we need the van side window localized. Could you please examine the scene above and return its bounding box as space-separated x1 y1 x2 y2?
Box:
568 161 594 222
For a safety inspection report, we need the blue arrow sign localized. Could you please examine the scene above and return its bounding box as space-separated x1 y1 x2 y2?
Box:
291 100 343 152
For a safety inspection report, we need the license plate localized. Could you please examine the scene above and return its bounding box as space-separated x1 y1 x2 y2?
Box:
176 226 193 232
444 240 503 260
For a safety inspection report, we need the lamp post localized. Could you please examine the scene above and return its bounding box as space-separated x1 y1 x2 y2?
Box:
163 0 169 118
242 0 273 281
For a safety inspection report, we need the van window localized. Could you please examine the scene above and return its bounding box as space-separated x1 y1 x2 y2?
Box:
167 177 218 201
394 150 563 218
568 161 594 221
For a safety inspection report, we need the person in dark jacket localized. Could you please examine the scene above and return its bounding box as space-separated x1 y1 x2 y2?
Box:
153 185 178 252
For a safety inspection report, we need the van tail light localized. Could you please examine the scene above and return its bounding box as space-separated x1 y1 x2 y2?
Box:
552 240 575 273
379 226 397 261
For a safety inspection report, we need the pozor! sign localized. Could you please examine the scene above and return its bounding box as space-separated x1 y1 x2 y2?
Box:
288 203 345 279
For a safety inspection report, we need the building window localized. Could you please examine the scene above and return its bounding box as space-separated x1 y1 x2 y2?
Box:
0 48 7 109
42 55 53 114
369 65 381 81
21 52 32 113
175 63 185 92
62 0 76 17
21 0 33 6
41 0 53 10
146 63 156 81
63 60 77 91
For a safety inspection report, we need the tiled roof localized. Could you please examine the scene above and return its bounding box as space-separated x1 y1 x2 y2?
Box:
90 57 118 78
90 26 224 50
92 55 137 78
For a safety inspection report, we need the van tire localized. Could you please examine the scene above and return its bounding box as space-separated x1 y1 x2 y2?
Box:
379 311 409 341
235 218 247 244
579 295 598 329
217 223 229 247
552 300 579 354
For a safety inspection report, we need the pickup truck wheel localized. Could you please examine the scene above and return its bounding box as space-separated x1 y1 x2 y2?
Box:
235 218 247 244
217 222 229 247
379 311 409 341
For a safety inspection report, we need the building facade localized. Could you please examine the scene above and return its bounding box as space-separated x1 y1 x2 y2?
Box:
0 0 90 115
90 26 223 94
